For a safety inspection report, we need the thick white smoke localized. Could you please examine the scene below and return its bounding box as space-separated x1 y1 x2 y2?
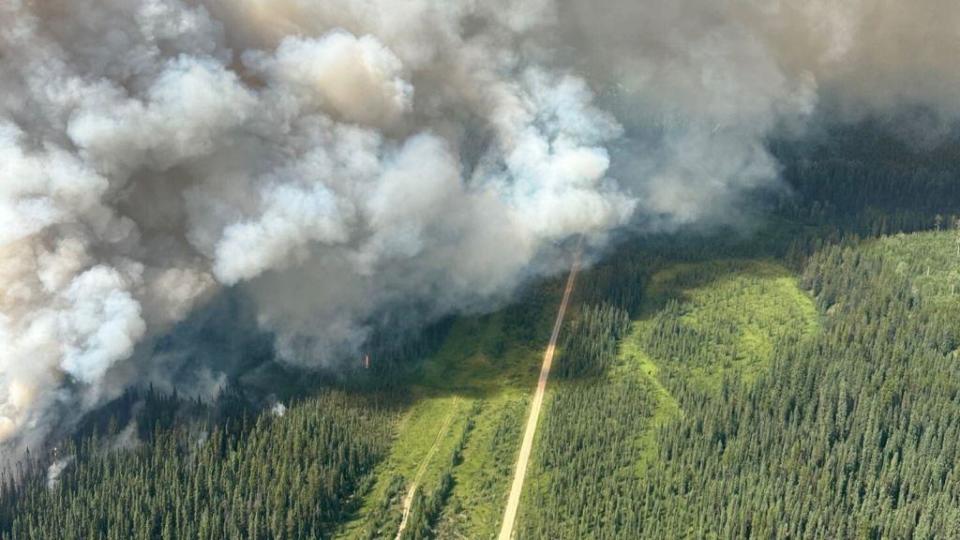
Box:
0 0 958 456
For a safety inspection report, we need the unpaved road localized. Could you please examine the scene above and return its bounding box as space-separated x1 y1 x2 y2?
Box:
395 399 459 540
497 251 581 540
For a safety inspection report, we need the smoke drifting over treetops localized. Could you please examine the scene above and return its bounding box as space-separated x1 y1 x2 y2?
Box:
0 0 957 454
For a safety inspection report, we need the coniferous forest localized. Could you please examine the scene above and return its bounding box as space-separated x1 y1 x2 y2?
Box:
3 129 960 539
520 232 960 539
0 391 399 539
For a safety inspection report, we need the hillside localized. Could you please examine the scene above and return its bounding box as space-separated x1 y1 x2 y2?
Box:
7 2 960 539
3 125 960 538
519 231 960 538
3 225 959 539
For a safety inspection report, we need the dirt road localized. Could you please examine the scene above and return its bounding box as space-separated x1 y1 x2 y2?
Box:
497 251 581 540
394 399 459 540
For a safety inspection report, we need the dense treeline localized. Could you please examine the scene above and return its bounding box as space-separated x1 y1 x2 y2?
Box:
576 252 649 317
521 232 960 538
773 124 960 236
638 237 960 538
0 391 397 540
555 303 631 379
521 377 657 537
5 126 960 539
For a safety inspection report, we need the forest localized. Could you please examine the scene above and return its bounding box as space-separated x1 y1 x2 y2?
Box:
2 127 960 539
518 230 960 539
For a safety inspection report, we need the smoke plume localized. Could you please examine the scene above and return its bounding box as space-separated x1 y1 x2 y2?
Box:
1 0 958 455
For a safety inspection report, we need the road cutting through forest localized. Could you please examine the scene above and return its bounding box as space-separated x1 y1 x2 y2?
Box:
497 250 581 540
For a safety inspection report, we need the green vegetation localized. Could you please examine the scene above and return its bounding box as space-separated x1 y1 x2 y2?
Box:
554 303 631 379
518 231 960 538
338 280 562 540
641 260 819 392
0 390 397 540
518 257 819 538
0 275 562 540
5 131 960 539
11 227 959 539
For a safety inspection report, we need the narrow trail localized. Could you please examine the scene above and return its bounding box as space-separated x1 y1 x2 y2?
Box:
394 398 459 540
497 250 581 540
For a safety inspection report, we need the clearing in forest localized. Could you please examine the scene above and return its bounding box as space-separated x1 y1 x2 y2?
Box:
336 276 563 539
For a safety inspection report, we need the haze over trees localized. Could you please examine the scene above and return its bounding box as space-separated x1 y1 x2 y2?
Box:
2 125 960 539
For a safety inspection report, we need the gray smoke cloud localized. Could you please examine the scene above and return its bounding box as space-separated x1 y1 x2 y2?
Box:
0 0 957 456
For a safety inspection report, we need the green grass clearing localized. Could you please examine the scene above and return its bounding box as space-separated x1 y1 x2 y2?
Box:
336 279 562 539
